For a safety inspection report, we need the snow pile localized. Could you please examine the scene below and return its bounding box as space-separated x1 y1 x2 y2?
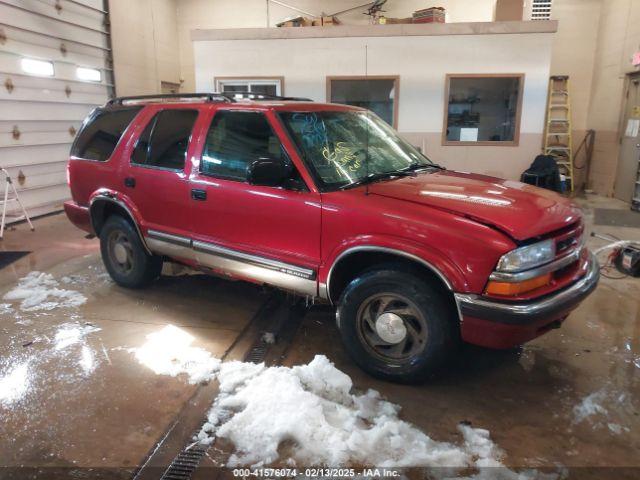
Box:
133 325 220 384
0 361 31 407
79 345 96 375
54 323 101 350
0 303 14 315
197 355 507 469
3 271 87 311
573 387 633 434
573 389 608 423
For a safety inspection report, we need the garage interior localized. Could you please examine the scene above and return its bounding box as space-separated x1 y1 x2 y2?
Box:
1 0 640 479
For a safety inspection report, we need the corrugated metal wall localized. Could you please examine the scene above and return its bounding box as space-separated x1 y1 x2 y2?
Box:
0 0 113 220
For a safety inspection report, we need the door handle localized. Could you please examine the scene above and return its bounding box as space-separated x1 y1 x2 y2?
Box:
124 177 136 188
191 188 207 201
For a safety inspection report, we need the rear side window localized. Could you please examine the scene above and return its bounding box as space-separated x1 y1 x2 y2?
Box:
131 109 198 171
201 110 284 181
71 107 141 161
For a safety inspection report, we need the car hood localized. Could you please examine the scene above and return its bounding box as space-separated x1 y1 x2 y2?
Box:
368 170 581 241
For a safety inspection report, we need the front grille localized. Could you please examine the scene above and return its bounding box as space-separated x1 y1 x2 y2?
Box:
552 221 584 259
556 235 577 254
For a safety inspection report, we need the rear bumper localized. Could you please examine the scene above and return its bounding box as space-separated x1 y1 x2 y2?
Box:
456 251 599 348
63 201 93 234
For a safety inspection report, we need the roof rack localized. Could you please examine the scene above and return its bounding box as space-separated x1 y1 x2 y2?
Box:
104 92 314 107
106 93 232 106
221 92 313 102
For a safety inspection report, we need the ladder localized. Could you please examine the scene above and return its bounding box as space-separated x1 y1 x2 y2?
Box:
1 168 34 239
544 75 574 192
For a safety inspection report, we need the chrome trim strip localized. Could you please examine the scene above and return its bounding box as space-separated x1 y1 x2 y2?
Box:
90 194 152 255
194 244 317 297
147 229 192 247
145 236 196 261
318 283 328 300
489 248 582 283
143 229 318 296
455 252 599 318
192 241 315 280
325 246 454 304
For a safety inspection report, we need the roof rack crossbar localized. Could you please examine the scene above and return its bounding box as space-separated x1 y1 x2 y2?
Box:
106 93 232 106
221 92 313 102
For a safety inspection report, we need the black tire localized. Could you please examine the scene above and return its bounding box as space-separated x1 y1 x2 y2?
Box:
336 266 458 383
100 215 162 289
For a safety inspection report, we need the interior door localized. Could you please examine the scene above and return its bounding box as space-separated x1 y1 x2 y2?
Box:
188 109 321 295
614 74 640 203
122 107 199 238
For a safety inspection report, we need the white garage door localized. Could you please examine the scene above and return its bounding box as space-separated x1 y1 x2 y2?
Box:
0 0 113 221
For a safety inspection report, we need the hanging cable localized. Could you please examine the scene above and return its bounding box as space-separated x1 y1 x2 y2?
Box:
573 129 595 170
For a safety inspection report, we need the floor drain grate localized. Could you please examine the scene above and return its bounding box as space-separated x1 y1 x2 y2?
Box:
160 447 206 480
244 342 267 363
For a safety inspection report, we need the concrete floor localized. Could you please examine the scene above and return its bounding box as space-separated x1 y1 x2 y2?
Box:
0 217 267 475
0 193 639 477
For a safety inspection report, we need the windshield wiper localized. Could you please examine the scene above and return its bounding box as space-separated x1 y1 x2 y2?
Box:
402 162 446 173
340 170 416 190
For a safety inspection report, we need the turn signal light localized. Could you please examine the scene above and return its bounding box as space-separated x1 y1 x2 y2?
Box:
485 273 551 296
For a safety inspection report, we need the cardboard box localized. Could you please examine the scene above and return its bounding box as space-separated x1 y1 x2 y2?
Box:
321 16 340 26
276 15 311 27
412 7 446 23
378 17 413 24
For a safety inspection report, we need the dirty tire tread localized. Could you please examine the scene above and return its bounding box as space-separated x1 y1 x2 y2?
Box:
100 215 162 289
337 267 458 384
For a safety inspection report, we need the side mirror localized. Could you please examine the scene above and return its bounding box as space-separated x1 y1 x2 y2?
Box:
247 157 289 187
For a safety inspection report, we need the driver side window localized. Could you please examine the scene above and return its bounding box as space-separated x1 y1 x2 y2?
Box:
201 110 289 182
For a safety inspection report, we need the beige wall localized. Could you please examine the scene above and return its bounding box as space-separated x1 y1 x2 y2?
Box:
109 0 181 95
176 0 497 91
548 0 602 191
585 0 640 196
547 0 640 196
194 28 553 181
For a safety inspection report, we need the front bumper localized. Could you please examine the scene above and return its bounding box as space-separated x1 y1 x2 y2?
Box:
455 251 599 348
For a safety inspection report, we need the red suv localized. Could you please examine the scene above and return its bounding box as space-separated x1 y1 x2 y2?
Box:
65 93 598 382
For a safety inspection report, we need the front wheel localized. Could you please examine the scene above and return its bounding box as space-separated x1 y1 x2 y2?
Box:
100 215 163 289
336 267 458 383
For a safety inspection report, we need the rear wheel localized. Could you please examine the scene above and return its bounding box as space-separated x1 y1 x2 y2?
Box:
100 215 162 288
337 267 458 383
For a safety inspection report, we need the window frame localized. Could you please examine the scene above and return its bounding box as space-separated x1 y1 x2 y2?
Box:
214 77 284 96
129 108 199 172
198 109 307 190
326 75 400 129
442 73 525 147
71 106 142 163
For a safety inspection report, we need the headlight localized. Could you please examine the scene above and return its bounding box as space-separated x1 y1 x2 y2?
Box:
496 239 556 272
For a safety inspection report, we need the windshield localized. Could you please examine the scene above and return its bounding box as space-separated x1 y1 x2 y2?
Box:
279 110 433 190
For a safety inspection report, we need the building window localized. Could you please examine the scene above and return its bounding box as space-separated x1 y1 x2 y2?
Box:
326 76 399 128
76 66 102 82
214 77 283 97
529 0 553 20
443 74 524 146
21 58 54 76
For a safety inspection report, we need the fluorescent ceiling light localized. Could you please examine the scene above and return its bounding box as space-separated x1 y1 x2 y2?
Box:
76 67 102 82
21 58 54 76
